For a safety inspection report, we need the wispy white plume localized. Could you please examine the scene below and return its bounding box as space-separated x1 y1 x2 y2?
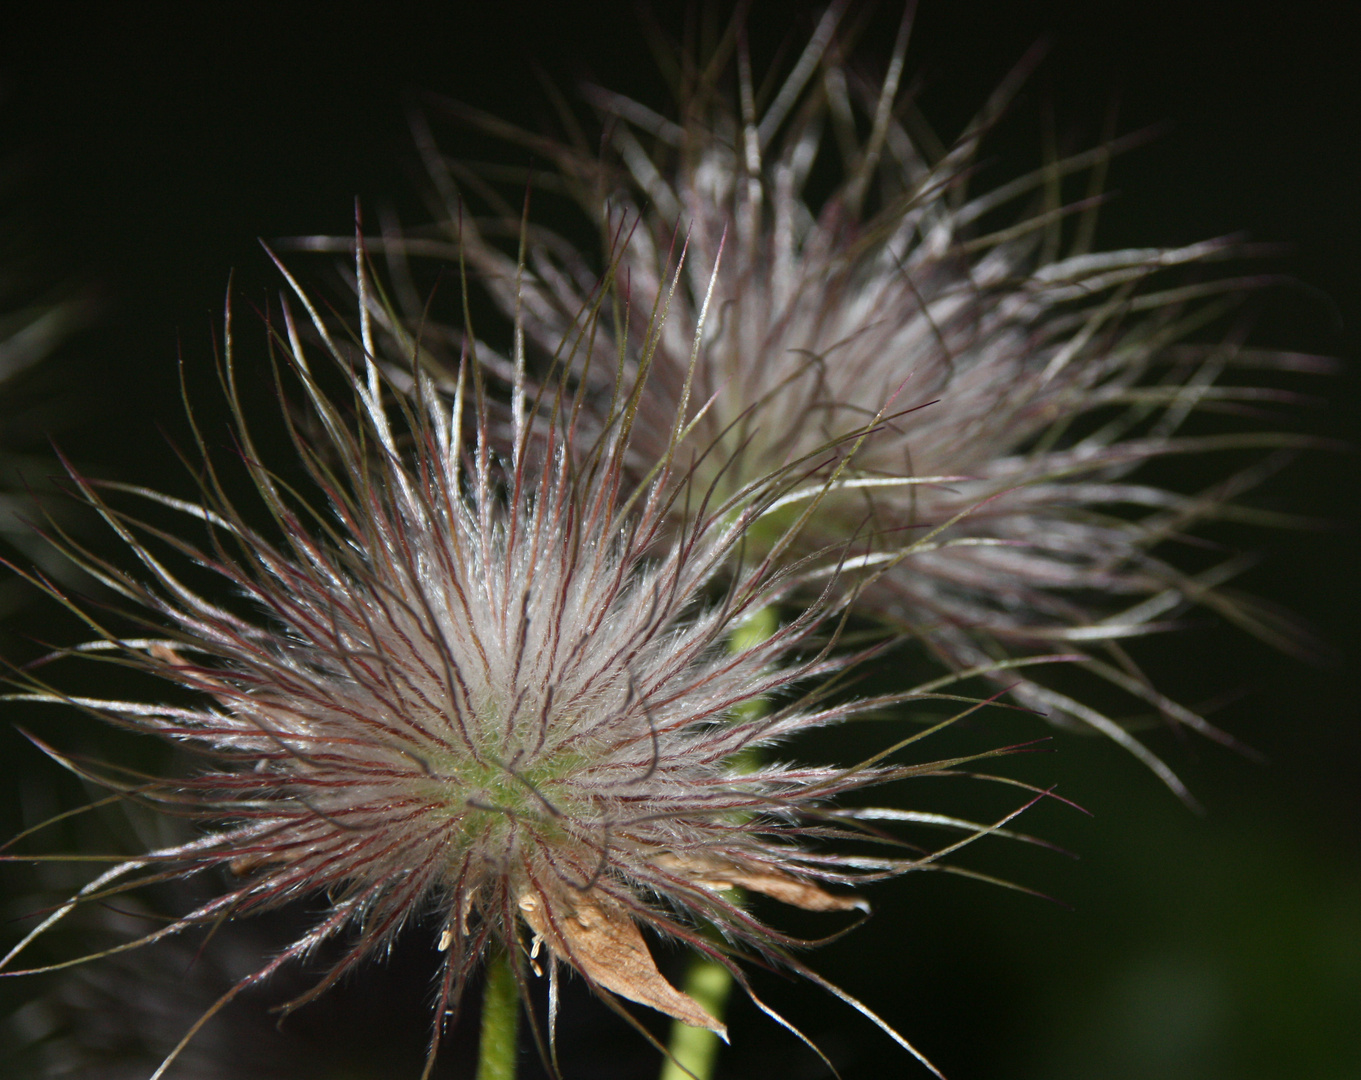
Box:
398 5 1327 800
2 240 1037 1077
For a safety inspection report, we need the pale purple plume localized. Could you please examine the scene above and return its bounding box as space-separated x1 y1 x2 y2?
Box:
2 243 1033 1077
409 4 1325 801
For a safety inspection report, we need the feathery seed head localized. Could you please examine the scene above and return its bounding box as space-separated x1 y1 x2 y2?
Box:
2 242 1007 1076
422 5 1325 799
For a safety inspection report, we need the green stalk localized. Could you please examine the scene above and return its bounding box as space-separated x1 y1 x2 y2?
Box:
476 950 520 1080
660 606 778 1080
659 957 734 1080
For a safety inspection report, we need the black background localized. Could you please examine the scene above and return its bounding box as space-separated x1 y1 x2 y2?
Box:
1 2 1358 1078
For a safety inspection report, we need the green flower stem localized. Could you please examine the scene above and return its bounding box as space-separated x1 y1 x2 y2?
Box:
660 606 778 1080
659 955 735 1080
476 949 520 1080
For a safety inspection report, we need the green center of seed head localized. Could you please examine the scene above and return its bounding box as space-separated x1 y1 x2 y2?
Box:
422 739 584 848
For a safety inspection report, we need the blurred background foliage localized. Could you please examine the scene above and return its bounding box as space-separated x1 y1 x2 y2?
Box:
0 2 1357 1077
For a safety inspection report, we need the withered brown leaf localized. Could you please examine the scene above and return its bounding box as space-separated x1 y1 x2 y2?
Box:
656 853 869 913
519 887 726 1035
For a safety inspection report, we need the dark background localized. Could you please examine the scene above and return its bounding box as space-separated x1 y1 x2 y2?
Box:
1 2 1357 1078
